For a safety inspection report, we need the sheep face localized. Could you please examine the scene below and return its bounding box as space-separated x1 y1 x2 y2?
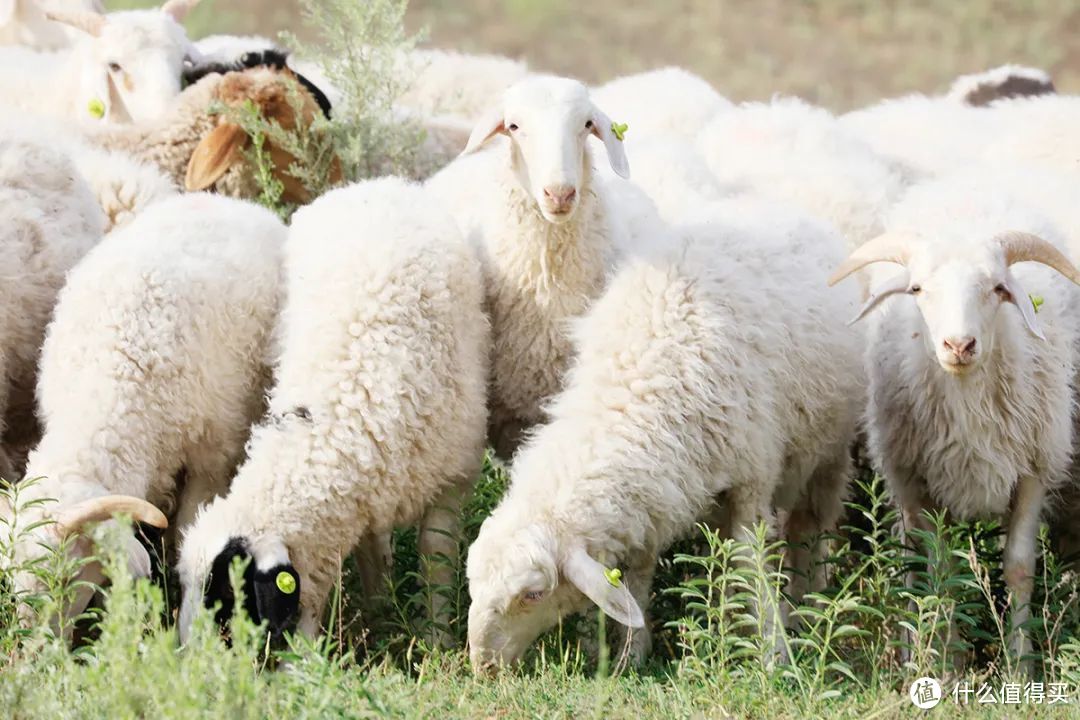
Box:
176 515 300 645
466 518 643 674
50 5 199 123
462 76 630 224
834 230 1080 375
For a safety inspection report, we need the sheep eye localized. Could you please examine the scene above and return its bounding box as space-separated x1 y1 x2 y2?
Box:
508 123 519 132
522 590 544 602
909 284 921 295
108 62 122 73
995 283 1011 299
585 119 593 129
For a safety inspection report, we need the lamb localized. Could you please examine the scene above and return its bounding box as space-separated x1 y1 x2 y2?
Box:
426 75 634 459
466 196 864 672
0 0 200 124
0 138 104 483
0 0 103 49
176 177 488 645
697 97 911 251
2 192 285 633
828 168 1080 661
591 66 731 147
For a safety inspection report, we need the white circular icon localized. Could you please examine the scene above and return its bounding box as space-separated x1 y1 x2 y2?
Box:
909 677 943 709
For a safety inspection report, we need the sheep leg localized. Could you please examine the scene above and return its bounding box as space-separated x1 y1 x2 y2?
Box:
729 491 788 666
895 476 948 667
1004 473 1044 671
353 531 393 608
418 475 474 648
786 449 852 611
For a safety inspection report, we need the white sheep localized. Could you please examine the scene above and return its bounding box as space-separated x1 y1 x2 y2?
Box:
828 167 1080 660
426 74 635 459
466 196 864 671
0 0 200 124
3 192 285 633
591 66 731 146
0 0 103 49
176 177 488 645
397 48 529 120
697 97 911 251
0 137 104 482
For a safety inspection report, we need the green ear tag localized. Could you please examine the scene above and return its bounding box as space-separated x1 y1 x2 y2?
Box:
276 570 296 594
610 121 629 141
1030 294 1044 314
87 98 105 119
603 567 623 588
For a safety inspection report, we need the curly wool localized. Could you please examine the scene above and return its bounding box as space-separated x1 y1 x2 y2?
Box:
0 139 104 480
23 193 284 526
177 177 489 638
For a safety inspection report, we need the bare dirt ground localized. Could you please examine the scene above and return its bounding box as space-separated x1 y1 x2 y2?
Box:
109 0 1079 110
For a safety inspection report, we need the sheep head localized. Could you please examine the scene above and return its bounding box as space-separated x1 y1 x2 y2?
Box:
831 230 1080 374
462 75 630 224
176 503 300 645
47 1 201 123
466 510 643 675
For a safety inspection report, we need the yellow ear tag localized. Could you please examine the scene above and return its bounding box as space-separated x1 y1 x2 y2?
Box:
87 98 106 120
603 567 623 588
610 121 629 142
1030 294 1044 314
275 570 296 594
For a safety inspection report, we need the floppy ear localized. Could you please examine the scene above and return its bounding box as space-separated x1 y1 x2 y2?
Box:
588 104 630 179
203 537 254 629
0 0 16 26
561 546 644 628
77 63 112 122
247 536 300 638
462 105 506 156
849 270 910 325
1002 269 1045 340
185 123 248 191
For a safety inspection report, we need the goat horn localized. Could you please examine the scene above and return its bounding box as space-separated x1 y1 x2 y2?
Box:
160 0 201 22
44 9 105 37
828 232 914 287
54 495 168 537
998 230 1080 286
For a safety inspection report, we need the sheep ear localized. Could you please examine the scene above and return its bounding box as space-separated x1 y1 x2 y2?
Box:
849 270 910 325
0 0 16 25
462 106 506 156
160 0 201 22
186 123 248 191
561 546 644 628
1003 269 1045 341
203 537 252 628
77 64 112 122
248 536 300 638
588 105 630 179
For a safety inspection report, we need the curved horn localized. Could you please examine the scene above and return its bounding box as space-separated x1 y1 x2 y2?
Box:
44 9 105 37
998 230 1080 286
828 232 914 287
160 0 201 22
54 495 168 537
849 270 911 325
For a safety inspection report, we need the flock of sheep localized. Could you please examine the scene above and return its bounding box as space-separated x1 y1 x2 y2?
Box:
0 0 1077 676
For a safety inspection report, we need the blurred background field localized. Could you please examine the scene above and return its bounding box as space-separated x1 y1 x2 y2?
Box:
108 0 1080 109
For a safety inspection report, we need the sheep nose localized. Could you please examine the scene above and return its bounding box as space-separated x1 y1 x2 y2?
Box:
543 185 576 210
943 336 977 361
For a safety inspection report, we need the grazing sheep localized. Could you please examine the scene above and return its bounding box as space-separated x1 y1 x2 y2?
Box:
946 64 1056 107
426 75 634 459
467 197 864 671
176 178 488 645
698 97 911 251
0 0 103 49
0 137 104 482
0 1 201 124
591 66 731 146
829 168 1080 660
3 192 285 633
